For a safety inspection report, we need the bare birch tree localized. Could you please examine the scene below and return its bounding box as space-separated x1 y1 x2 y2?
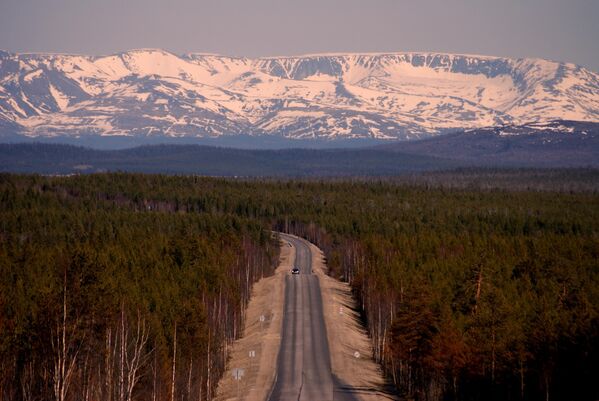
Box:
52 269 80 401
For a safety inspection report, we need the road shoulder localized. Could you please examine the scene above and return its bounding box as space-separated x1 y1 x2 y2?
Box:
307 240 396 401
215 240 293 401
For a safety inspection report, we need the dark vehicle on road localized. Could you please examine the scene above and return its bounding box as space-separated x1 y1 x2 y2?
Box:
291 267 300 274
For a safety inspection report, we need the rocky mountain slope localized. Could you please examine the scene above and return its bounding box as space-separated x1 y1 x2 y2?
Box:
1 49 598 144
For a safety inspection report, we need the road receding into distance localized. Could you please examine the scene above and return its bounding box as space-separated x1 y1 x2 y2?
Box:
268 234 358 401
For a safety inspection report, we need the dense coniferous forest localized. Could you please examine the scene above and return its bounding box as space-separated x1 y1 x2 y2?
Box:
0 174 278 401
1 173 597 401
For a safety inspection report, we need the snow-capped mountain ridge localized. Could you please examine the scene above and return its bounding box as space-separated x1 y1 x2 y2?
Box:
0 49 598 142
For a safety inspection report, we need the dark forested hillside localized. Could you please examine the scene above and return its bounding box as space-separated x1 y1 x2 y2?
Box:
2 123 599 177
1 173 597 401
380 121 599 168
0 143 456 176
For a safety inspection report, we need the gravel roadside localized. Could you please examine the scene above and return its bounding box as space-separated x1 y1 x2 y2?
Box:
307 240 398 401
215 240 293 401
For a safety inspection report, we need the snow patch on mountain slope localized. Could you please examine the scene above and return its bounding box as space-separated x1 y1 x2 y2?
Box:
7 98 27 117
23 69 43 83
48 84 69 110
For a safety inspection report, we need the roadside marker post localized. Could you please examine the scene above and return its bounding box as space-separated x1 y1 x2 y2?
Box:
232 368 245 399
259 314 265 331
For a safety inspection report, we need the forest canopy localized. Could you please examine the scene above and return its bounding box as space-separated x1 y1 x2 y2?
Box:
0 173 597 401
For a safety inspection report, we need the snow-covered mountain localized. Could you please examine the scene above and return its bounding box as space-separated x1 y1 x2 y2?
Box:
1 49 598 143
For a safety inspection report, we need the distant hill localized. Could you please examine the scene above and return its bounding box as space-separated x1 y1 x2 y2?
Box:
1 121 598 176
0 143 457 176
379 120 599 167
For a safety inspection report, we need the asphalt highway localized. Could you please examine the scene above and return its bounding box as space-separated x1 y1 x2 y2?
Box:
268 234 358 401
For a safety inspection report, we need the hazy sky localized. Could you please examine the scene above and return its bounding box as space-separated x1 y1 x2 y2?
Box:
1 0 598 71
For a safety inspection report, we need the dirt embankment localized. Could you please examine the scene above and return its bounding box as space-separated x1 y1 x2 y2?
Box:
215 241 292 401
307 241 397 401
